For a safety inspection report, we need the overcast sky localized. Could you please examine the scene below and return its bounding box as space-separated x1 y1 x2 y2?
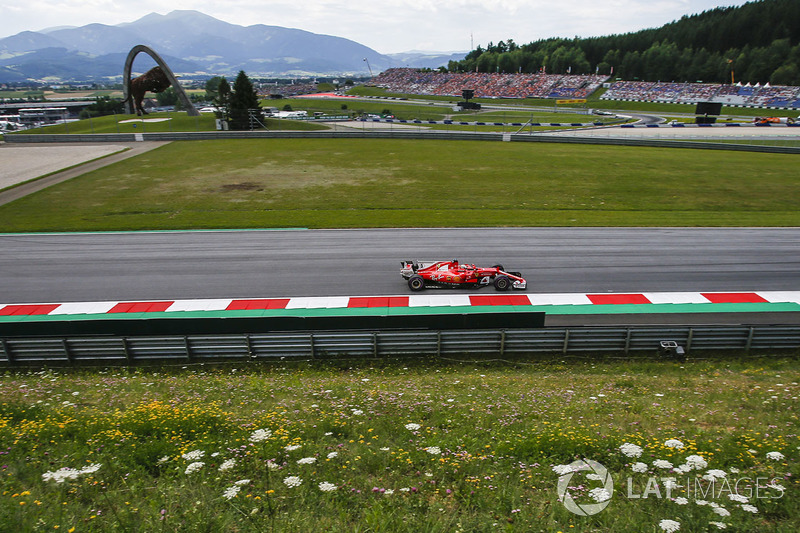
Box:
2 0 753 54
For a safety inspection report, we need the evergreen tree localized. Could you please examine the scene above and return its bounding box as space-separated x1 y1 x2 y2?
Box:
228 71 260 130
448 0 800 83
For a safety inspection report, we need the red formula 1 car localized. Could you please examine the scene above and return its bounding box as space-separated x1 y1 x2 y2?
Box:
400 260 527 291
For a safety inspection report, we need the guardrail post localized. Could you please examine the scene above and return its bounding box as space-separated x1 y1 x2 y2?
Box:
184 336 193 361
745 327 755 352
562 329 570 354
624 328 632 353
373 332 378 358
122 337 132 364
500 330 506 357
437 331 442 357
245 334 255 359
309 333 315 359
686 329 694 352
1 339 12 365
61 339 73 364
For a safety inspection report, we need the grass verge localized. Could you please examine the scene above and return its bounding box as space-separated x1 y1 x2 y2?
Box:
0 138 798 232
1 356 797 531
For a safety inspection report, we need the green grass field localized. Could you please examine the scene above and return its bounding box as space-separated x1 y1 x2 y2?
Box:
0 138 798 232
1 357 797 532
15 112 328 135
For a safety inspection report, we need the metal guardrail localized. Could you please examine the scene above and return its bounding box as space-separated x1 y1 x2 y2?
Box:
2 325 798 365
5 130 800 154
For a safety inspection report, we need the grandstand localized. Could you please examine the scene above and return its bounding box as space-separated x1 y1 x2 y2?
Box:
369 68 608 100
601 81 800 109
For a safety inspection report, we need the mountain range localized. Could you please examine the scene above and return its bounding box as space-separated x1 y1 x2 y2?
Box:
0 10 466 83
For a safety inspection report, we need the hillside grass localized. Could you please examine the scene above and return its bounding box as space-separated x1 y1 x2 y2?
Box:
1 356 797 532
0 138 798 232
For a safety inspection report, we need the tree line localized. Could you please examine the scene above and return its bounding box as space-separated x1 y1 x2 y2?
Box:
447 0 800 85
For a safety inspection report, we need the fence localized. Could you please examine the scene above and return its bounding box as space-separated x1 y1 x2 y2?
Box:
2 324 799 365
5 130 799 154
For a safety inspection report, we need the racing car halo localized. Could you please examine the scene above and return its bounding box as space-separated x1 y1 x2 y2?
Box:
400 260 526 291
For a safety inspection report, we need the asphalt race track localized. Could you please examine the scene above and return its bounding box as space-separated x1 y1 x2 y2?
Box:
1 227 798 305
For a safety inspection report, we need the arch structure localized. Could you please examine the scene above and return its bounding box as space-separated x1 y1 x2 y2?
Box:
123 44 199 116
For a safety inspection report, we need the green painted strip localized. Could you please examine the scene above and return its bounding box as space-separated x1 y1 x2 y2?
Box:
0 228 308 236
543 301 800 315
0 301 797 324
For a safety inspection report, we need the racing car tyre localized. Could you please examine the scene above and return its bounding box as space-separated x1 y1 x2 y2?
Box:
408 275 426 291
493 275 511 291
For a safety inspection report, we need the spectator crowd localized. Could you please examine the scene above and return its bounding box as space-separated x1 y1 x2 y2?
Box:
602 81 800 108
368 68 608 99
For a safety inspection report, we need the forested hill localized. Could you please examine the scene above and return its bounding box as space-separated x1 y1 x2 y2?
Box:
448 0 800 85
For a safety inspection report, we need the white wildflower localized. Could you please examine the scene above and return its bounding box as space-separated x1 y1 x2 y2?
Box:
218 459 236 472
297 457 317 465
620 443 643 458
234 479 250 486
285 444 301 451
425 446 441 455
318 482 337 492
283 476 302 488
712 506 731 517
249 428 272 443
553 464 574 475
384 489 395 495
80 463 102 475
766 451 785 461
709 522 727 530
405 423 421 431
653 459 673 469
42 468 81 483
182 450 205 461
740 504 758 513
588 488 611 502
673 497 689 505
703 469 727 481
222 485 241 500
185 461 205 474
327 452 338 459
351 409 364 416
659 519 680 533
727 493 749 503
631 462 648 473
684 455 708 470
664 439 684 449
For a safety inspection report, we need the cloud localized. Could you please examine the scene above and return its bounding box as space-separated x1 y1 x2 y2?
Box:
1 0 753 53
